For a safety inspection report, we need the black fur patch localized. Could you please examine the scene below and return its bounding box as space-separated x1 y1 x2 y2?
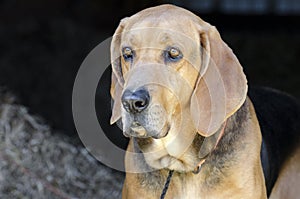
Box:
249 87 300 196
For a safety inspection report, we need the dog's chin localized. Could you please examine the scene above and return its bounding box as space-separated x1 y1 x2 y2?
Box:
127 125 148 138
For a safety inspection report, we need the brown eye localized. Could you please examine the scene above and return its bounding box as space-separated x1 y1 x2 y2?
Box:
122 47 133 61
165 47 183 61
169 48 180 58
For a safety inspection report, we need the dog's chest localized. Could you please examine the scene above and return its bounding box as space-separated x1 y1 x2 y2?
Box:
166 183 246 199
154 172 248 199
159 173 219 199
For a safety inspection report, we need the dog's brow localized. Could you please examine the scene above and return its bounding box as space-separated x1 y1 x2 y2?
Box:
159 33 172 44
123 32 140 47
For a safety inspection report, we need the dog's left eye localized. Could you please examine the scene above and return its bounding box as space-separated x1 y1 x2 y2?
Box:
165 47 183 61
122 47 134 61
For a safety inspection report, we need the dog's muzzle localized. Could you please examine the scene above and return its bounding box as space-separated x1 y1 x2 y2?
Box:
121 88 150 138
121 88 169 139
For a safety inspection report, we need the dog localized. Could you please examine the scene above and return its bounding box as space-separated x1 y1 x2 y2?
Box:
109 4 300 199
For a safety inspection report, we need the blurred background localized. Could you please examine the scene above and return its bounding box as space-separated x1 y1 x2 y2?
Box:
0 0 299 197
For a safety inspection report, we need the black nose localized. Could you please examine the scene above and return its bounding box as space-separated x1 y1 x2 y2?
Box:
121 89 150 113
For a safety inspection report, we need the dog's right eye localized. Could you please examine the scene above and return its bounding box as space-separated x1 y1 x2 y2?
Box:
164 46 183 62
122 47 134 61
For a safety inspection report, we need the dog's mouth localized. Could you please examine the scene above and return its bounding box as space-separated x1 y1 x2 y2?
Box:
125 122 170 139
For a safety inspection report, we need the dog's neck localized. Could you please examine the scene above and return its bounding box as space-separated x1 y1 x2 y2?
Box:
126 100 263 198
129 99 253 193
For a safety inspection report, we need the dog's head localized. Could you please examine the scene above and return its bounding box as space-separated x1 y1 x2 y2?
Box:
110 5 247 170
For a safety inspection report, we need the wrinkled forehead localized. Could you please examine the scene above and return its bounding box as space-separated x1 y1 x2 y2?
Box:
121 19 199 50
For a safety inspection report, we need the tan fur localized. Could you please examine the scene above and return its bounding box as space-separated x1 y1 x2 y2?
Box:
269 146 300 199
110 4 298 199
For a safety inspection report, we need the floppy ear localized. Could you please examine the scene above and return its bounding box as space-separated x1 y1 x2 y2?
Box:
110 18 128 124
190 24 248 137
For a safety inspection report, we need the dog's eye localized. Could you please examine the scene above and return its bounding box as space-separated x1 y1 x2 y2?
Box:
122 47 134 61
165 47 183 61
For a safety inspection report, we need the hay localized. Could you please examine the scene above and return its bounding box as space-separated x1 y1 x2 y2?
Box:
0 89 123 199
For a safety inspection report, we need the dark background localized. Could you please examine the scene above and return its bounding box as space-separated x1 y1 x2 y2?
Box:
0 0 299 140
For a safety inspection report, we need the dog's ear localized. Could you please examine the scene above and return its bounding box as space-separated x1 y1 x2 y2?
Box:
110 18 128 124
190 22 247 137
